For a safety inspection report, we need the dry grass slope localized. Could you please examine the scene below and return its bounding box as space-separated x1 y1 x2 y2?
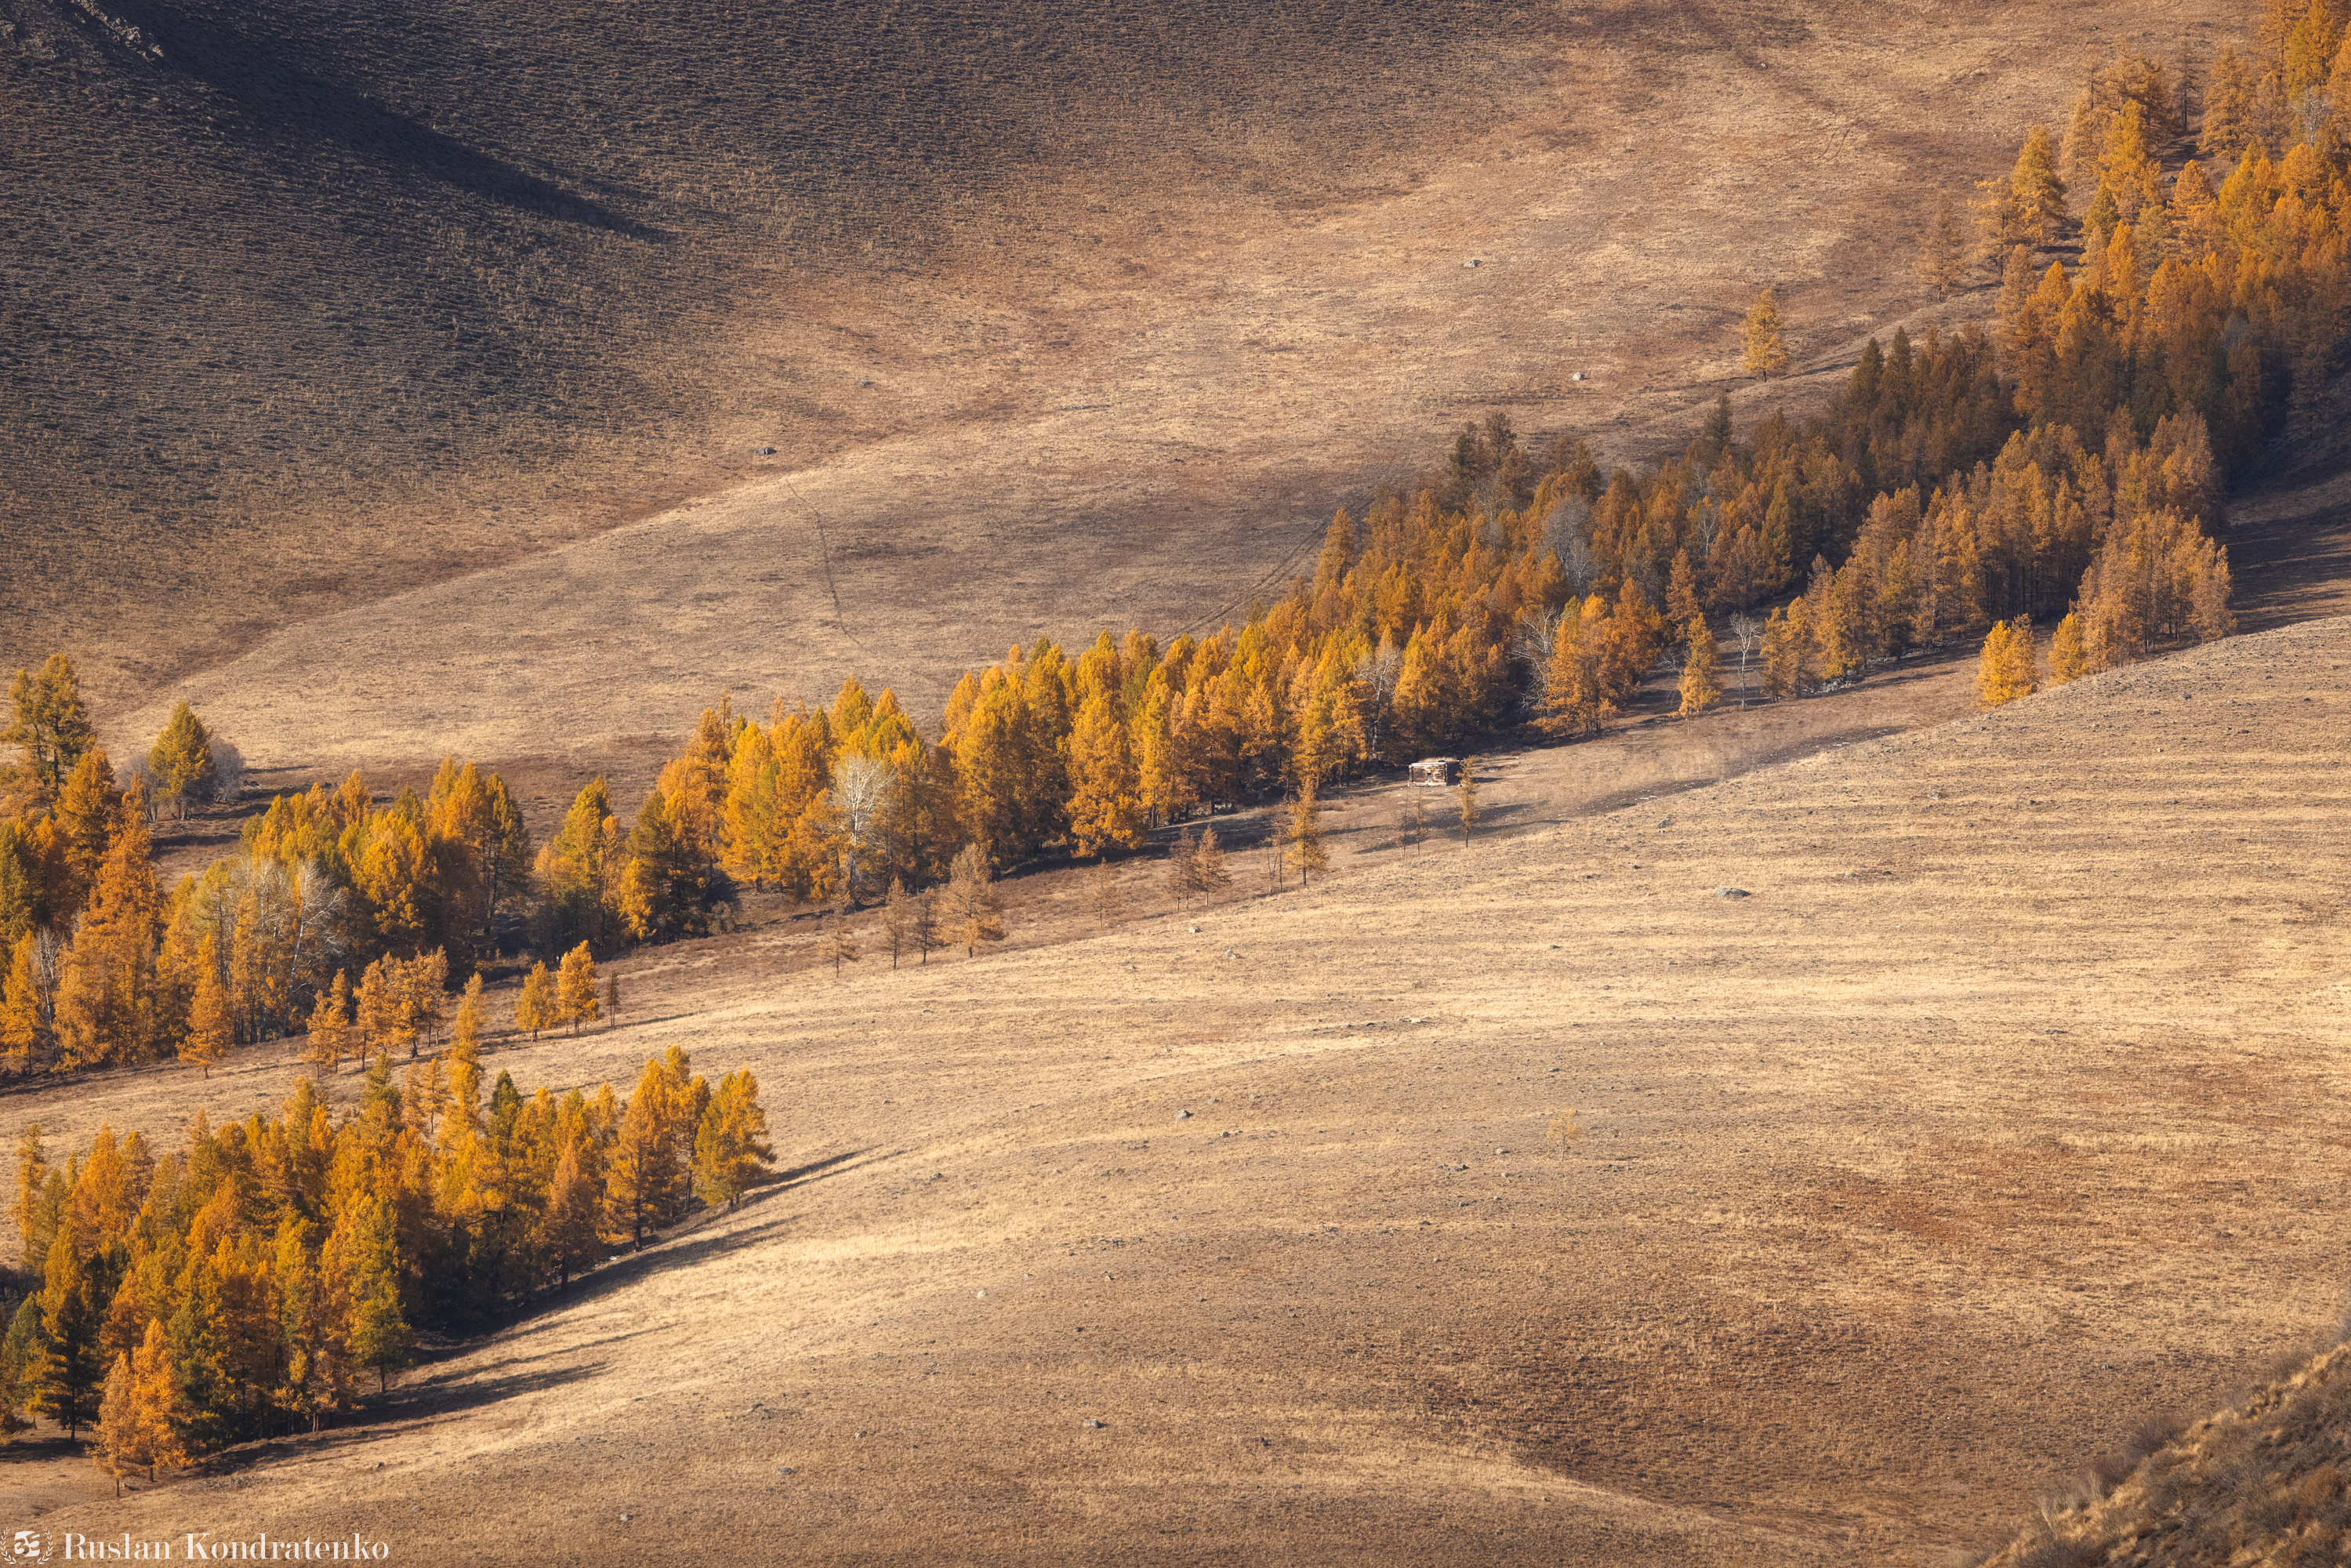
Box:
1981 1339 2351 1567
10 615 2348 1564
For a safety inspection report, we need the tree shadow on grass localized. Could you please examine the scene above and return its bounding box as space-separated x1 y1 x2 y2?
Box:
506 1148 880 1319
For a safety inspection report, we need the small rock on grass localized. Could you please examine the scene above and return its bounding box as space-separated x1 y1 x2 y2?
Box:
1715 886 1751 898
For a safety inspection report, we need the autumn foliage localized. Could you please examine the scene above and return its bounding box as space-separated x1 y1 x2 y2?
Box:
2 1047 771 1451
13 5 2342 1087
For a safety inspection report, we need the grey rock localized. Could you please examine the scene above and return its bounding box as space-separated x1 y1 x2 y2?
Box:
1715 886 1751 898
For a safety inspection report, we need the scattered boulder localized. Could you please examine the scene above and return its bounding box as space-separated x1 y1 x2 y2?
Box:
1083 1418 1105 1429
1715 886 1751 898
752 445 775 455
1177 1109 1193 1120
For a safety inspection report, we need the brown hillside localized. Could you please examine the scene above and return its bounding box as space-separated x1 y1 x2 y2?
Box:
1980 1339 2351 1567
3 0 2239 772
12 615 2348 1563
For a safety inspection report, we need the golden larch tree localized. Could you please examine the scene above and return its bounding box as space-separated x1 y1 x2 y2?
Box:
146 702 217 822
940 843 1006 958
556 942 600 1033
1921 191 1967 295
882 877 915 968
1678 619 1723 717
691 1068 775 1210
305 970 351 1073
180 935 231 1079
515 961 553 1040
52 808 161 1069
1065 691 1144 857
2009 125 2068 241
1284 788 1329 887
1975 618 2039 708
816 908 861 978
4 653 97 796
2048 612 2092 684
2 934 49 1073
1741 288 1790 378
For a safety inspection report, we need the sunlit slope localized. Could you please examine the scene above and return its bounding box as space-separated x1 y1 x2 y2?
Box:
3 0 2237 757
20 617 2349 1563
1983 1338 2351 1566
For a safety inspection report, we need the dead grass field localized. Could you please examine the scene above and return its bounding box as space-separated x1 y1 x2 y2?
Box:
9 616 2348 1564
3 0 2241 779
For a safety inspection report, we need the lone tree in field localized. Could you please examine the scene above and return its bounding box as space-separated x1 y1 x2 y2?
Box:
1740 288 1790 379
146 702 217 822
1975 617 2038 708
1284 788 1329 887
1194 826 1231 896
912 887 943 964
817 906 861 978
604 971 621 1029
556 942 600 1033
1089 860 1124 927
1920 191 1966 295
1678 619 1722 717
941 845 1006 958
1456 759 1482 845
1164 827 1197 909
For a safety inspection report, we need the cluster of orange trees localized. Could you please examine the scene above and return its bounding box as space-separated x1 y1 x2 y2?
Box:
1 675 535 1076
2 1044 771 1458
9 7 2338 1080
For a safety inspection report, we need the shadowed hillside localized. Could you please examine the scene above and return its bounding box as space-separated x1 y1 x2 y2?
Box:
3 0 2240 760
0 0 1549 687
